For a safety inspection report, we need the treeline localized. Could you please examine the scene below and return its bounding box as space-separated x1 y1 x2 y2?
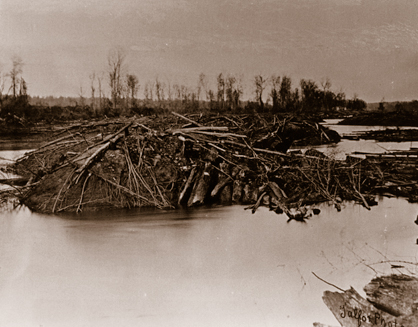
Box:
0 49 367 124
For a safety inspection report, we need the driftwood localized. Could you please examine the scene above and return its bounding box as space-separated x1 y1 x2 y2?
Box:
322 274 418 327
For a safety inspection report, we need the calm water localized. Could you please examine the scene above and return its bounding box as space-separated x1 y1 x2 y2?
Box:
298 120 418 159
1 127 418 327
1 200 418 327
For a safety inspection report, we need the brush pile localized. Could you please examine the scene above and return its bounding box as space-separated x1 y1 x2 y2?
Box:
5 112 387 218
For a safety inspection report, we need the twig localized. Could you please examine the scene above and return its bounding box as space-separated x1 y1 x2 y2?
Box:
77 172 91 213
312 272 345 292
171 111 202 127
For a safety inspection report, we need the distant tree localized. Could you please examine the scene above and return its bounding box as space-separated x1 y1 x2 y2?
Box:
378 98 385 113
320 77 333 111
254 75 267 111
144 81 154 103
300 79 321 112
78 86 85 107
155 78 165 106
269 75 280 112
173 84 181 101
8 55 23 98
395 102 404 114
232 77 243 111
167 81 173 102
19 77 28 104
217 73 225 110
126 74 139 107
279 75 292 111
207 89 215 110
97 72 104 113
225 74 236 110
350 94 366 111
197 73 207 103
89 72 96 112
0 71 4 111
107 47 126 110
334 89 346 109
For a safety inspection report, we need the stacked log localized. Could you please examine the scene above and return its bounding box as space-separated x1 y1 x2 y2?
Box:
1 112 400 215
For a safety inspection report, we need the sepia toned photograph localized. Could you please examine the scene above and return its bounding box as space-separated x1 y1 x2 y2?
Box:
1 0 418 326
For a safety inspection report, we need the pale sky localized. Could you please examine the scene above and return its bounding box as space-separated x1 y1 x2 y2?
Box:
1 0 418 102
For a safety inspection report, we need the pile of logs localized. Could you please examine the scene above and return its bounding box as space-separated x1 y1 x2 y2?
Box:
0 112 400 216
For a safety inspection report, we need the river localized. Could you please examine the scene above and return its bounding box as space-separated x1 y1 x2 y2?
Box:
1 126 418 327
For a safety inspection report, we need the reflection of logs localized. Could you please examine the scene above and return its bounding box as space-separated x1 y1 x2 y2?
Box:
187 162 213 207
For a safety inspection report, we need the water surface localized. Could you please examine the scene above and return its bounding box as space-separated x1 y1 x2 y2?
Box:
1 199 417 327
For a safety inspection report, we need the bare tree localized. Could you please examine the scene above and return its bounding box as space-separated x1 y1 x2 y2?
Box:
270 75 281 112
197 73 207 104
19 78 27 97
97 72 104 110
254 75 267 110
232 76 243 110
155 78 165 105
167 80 173 102
144 81 153 102
0 66 5 109
89 72 96 112
78 86 85 107
279 75 292 111
107 47 126 110
8 55 23 98
217 73 225 110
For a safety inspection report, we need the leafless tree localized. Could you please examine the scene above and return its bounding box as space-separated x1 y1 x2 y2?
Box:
225 75 236 110
167 80 172 101
97 72 104 113
0 65 5 108
279 75 292 110
217 73 225 110
144 81 153 102
8 55 23 98
254 75 267 110
107 47 126 110
19 78 27 97
155 78 165 104
270 75 281 112
78 86 85 106
89 72 96 111
197 73 207 103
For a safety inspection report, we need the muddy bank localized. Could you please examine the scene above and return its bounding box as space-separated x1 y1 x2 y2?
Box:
5 112 415 217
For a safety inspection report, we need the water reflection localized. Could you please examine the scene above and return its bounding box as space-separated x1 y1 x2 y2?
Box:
0 199 417 327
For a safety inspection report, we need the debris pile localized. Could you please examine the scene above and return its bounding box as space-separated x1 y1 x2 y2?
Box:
2 112 401 217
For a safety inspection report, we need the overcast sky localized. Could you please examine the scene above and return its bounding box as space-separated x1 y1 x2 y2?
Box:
1 0 418 102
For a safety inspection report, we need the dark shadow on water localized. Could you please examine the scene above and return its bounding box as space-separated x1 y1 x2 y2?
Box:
58 204 227 226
